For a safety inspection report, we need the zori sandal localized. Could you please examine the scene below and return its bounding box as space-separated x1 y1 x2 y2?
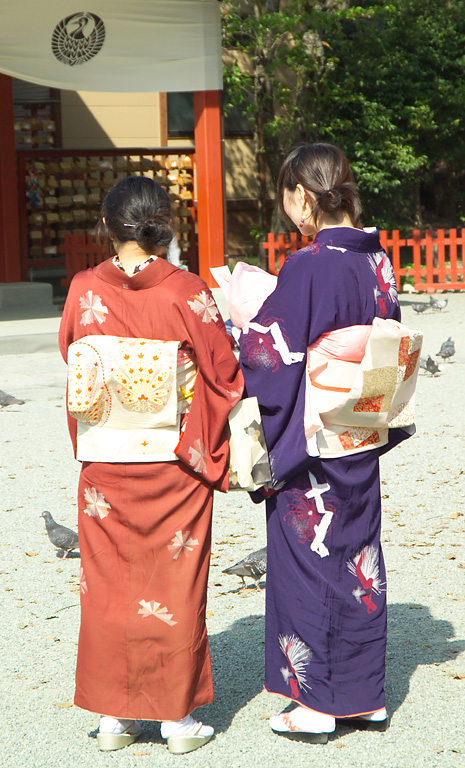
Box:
269 707 335 744
166 721 213 754
339 708 389 732
160 715 214 754
97 720 142 751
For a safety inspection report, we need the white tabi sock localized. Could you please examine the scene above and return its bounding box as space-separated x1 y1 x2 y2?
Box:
160 714 214 740
99 716 141 734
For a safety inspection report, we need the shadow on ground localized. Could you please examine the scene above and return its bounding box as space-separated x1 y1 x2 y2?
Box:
385 602 464 716
117 602 463 743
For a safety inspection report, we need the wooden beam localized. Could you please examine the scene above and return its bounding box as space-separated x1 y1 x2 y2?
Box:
159 92 168 147
0 74 21 282
193 90 225 287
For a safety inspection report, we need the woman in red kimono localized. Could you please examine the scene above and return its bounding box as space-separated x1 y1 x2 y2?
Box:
59 176 243 754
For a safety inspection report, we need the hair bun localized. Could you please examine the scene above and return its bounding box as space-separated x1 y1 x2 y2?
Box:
135 217 173 251
319 188 343 212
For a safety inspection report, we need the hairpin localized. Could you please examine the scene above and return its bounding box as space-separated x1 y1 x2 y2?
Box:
123 223 136 228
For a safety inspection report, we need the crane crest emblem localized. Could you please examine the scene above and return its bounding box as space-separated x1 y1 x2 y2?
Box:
51 12 105 66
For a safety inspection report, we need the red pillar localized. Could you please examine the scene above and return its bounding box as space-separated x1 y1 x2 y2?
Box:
0 74 21 282
193 90 225 287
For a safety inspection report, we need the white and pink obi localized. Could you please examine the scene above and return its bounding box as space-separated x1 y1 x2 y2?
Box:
212 262 423 459
305 318 422 457
67 336 197 462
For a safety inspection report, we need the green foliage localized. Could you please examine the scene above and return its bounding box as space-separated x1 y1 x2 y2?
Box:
221 0 465 230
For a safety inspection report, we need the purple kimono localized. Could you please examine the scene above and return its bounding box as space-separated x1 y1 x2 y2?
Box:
239 227 403 717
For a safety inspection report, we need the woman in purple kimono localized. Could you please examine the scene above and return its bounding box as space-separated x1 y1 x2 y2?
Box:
239 144 414 743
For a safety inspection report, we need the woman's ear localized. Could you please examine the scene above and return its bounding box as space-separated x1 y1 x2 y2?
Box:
296 184 306 207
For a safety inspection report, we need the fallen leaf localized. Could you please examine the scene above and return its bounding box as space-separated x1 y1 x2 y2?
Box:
206 610 214 617
133 750 149 756
335 743 344 749
453 673 465 680
450 513 460 519
54 701 73 708
25 551 38 557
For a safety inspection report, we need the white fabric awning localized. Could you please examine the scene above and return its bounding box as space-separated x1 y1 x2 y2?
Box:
0 1 222 92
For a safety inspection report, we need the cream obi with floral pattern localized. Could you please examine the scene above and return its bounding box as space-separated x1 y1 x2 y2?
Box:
304 318 423 459
67 335 197 462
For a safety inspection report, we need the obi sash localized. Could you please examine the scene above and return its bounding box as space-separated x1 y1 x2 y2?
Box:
305 318 423 458
67 335 197 462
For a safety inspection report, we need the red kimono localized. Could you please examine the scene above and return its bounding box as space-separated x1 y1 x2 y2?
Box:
59 257 243 720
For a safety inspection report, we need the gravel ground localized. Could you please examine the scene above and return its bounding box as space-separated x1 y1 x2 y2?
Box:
0 294 464 768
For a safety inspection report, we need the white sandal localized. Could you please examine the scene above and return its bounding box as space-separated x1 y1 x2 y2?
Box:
270 707 335 744
161 715 214 754
97 719 142 751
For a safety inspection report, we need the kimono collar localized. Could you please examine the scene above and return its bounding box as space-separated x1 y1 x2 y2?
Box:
313 226 382 253
94 255 180 290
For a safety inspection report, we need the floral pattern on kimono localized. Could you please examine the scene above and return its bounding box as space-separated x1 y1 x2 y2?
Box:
187 290 219 323
168 530 199 559
137 600 177 626
83 487 111 519
79 290 108 326
282 472 337 558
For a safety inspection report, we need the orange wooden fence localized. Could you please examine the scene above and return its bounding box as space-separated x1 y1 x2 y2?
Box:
59 234 107 287
263 229 465 292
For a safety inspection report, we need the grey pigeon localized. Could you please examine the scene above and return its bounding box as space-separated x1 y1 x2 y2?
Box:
41 511 79 559
419 355 440 376
222 545 267 588
411 303 428 314
436 337 455 362
429 296 448 311
0 389 25 407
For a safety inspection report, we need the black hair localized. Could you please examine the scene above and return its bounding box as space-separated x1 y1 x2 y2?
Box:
97 175 174 255
277 143 362 227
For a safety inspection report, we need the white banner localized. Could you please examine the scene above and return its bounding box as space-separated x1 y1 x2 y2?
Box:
0 1 222 92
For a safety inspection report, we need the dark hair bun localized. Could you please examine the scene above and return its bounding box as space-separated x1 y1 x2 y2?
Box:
135 216 173 251
99 176 174 255
319 188 343 212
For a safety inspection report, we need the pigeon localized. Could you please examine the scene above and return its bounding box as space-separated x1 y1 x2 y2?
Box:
41 511 79 559
222 545 267 588
436 337 455 362
0 389 25 407
411 303 428 314
419 355 440 376
429 296 448 311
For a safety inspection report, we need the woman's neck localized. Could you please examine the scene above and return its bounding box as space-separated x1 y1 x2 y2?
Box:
316 211 355 233
114 240 158 274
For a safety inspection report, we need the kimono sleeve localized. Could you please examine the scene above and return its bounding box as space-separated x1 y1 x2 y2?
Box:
174 283 244 492
239 252 320 488
58 275 85 457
